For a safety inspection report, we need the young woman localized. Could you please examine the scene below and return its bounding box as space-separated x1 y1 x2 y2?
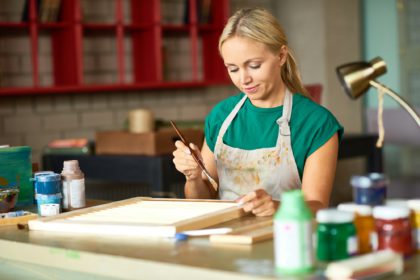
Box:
173 8 343 216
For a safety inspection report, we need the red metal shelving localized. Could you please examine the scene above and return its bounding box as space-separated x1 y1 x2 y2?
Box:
0 0 230 96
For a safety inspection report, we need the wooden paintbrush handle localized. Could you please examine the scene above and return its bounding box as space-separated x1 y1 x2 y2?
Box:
170 120 206 171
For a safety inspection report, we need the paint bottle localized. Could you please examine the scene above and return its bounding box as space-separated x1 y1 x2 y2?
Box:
316 209 358 261
407 200 420 253
32 171 54 203
373 206 413 256
274 190 314 274
33 173 62 217
350 173 388 206
384 199 417 251
61 160 86 210
338 203 375 254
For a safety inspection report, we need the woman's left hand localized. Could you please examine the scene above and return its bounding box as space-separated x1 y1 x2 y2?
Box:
237 189 280 217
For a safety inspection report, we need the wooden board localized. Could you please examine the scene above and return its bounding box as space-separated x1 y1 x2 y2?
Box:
209 218 273 245
0 213 38 226
28 197 245 237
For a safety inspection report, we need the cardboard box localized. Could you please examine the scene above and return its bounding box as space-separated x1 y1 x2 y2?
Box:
96 128 204 156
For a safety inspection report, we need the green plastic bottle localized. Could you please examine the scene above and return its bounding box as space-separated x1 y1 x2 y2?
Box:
274 190 314 274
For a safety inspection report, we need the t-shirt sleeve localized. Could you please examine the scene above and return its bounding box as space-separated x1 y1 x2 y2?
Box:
307 108 344 157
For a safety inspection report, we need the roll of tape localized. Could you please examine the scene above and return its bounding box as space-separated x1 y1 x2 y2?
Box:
128 109 155 133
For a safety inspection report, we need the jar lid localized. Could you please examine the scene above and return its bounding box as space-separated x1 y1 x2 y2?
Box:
337 203 372 216
36 173 61 182
385 199 408 208
34 171 54 178
350 173 388 188
373 206 410 220
316 209 354 223
407 199 420 212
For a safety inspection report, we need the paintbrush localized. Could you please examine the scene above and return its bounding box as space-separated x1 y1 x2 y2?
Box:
170 120 218 190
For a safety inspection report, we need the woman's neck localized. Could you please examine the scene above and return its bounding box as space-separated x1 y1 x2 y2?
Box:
250 84 287 108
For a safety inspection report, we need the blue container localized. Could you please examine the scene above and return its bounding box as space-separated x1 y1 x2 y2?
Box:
36 193 62 217
351 173 388 206
34 173 61 194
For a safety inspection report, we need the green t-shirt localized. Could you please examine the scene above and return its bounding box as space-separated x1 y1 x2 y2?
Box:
205 93 344 179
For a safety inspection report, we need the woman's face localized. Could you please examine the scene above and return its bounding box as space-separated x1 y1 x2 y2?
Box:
221 36 287 108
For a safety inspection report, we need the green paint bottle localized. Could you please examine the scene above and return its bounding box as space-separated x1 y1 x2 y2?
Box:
316 209 358 261
274 190 314 274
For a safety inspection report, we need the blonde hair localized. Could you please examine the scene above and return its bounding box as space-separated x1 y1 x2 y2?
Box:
219 8 310 98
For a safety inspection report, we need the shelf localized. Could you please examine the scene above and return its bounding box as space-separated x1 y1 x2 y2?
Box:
0 80 229 96
0 0 230 96
162 24 191 33
83 23 117 31
198 24 225 33
38 22 72 29
0 22 29 29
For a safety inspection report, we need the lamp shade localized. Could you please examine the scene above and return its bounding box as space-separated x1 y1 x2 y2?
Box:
336 57 387 99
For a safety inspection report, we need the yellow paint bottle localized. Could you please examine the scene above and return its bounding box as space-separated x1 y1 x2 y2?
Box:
338 203 375 254
407 199 420 253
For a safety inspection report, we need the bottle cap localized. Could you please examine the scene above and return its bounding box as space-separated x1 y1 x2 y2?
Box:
385 199 408 208
34 171 54 178
350 173 388 189
407 199 420 212
63 160 80 171
337 203 372 216
275 189 312 220
316 209 354 224
373 206 410 220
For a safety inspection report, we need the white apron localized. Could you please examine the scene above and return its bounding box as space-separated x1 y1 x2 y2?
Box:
214 89 301 200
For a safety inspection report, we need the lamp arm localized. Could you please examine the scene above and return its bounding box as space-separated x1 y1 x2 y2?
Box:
369 80 420 127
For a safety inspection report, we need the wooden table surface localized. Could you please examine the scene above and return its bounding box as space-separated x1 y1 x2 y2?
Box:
0 201 419 279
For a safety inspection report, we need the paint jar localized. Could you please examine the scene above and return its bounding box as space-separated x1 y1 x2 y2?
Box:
407 200 420 253
338 203 375 254
33 172 61 194
373 206 413 256
385 199 417 252
350 173 388 206
36 193 62 217
61 160 85 210
316 209 358 261
274 190 314 275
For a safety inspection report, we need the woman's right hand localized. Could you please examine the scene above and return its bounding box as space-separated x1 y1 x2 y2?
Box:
172 140 202 181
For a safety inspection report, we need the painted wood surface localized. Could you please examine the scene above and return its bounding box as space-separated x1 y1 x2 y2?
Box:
28 197 245 237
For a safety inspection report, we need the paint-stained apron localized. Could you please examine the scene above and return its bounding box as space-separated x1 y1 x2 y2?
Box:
214 89 301 200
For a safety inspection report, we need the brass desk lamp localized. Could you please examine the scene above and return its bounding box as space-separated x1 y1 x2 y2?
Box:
336 57 420 127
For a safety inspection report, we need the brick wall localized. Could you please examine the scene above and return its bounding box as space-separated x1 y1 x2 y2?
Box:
0 86 235 163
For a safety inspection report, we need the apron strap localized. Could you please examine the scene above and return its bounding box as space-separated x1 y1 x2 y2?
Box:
276 89 293 145
214 95 247 156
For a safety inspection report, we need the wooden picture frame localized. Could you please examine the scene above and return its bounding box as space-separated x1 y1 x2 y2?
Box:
28 197 245 237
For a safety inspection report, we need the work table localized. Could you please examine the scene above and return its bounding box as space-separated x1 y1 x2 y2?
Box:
1 214 419 280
